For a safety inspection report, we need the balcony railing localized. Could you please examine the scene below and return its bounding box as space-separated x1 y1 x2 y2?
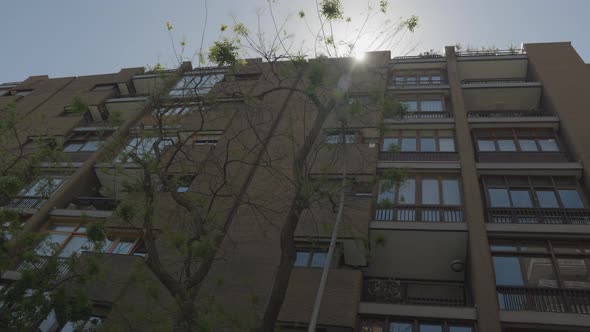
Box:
486 208 590 225
70 197 120 211
462 78 536 85
363 278 468 307
7 196 47 209
379 152 459 162
392 54 445 60
375 205 464 222
476 151 570 163
389 79 448 86
467 110 552 118
17 256 70 277
497 286 590 314
385 111 452 120
456 49 526 57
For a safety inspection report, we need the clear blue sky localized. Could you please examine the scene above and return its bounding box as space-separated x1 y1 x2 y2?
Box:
1 0 589 82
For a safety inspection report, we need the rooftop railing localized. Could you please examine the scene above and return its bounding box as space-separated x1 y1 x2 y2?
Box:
486 208 590 225
497 286 590 314
389 79 448 86
375 205 464 222
363 278 468 307
392 54 445 60
457 49 526 57
379 151 459 162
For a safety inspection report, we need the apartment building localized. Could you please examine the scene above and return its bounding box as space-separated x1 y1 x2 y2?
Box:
1 41 590 332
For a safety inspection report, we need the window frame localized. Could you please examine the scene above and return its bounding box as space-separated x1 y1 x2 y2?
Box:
381 129 456 152
377 175 463 207
294 246 331 268
473 128 562 153
63 130 113 153
359 317 475 332
482 176 586 209
397 96 446 113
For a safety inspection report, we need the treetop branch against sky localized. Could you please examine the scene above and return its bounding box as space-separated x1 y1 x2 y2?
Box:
1 0 589 82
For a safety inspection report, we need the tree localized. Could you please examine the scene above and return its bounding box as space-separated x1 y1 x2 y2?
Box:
1 1 417 331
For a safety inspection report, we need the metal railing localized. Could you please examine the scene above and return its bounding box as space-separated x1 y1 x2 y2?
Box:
379 151 459 162
70 197 120 211
497 286 590 314
467 110 551 118
363 278 468 307
486 208 590 225
389 79 448 86
457 49 526 57
17 256 70 276
393 54 445 60
375 205 464 222
7 196 47 209
385 111 452 120
462 78 536 85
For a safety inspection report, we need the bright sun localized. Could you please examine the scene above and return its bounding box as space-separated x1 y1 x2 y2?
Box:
354 52 366 62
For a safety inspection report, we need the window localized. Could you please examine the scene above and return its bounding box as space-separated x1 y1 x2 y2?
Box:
474 128 561 153
491 240 590 290
398 99 445 113
63 130 112 153
20 177 65 198
169 72 225 96
154 105 191 117
14 89 33 97
163 174 195 192
294 248 329 268
377 176 462 207
117 137 177 162
325 131 357 144
392 73 444 85
91 84 117 91
483 176 586 209
360 319 473 332
381 130 455 153
33 221 143 258
39 310 104 332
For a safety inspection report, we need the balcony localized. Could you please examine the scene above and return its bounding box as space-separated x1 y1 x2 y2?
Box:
467 109 559 128
379 151 459 162
363 278 468 307
497 286 590 314
462 78 541 111
17 256 70 277
375 205 464 222
457 49 526 57
486 208 590 225
7 196 47 209
69 197 120 211
467 109 551 118
476 152 570 163
388 79 450 91
384 111 453 124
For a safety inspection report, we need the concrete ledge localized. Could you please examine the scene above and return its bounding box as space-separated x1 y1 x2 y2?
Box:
371 221 467 232
476 162 583 178
105 96 149 103
469 116 559 128
462 82 541 89
387 84 450 91
500 310 590 328
378 161 461 170
49 209 113 219
487 223 590 236
358 302 477 320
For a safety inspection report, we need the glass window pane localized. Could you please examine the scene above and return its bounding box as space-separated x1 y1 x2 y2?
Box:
420 138 436 152
401 138 417 152
401 101 418 112
558 258 590 288
449 327 473 332
498 140 517 151
536 190 559 208
558 190 584 208
390 322 413 332
48 223 77 232
477 140 496 152
420 76 429 81
421 100 443 112
493 256 524 286
489 188 510 207
431 75 441 81
382 138 399 152
360 320 385 332
112 240 135 255
398 179 416 204
63 143 84 152
442 179 461 205
294 252 310 267
439 138 455 152
420 324 442 332
80 141 100 152
522 257 558 287
519 139 538 152
490 244 517 252
36 234 68 256
378 181 395 204
422 179 440 205
509 190 533 208
310 252 327 268
60 236 90 258
539 139 559 152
